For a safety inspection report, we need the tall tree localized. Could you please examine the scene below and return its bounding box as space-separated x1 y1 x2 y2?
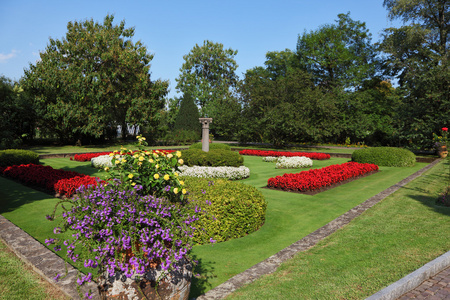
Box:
173 92 201 134
22 15 168 144
296 12 378 90
175 40 239 117
379 0 449 149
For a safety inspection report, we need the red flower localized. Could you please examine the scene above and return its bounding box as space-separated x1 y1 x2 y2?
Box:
442 127 448 132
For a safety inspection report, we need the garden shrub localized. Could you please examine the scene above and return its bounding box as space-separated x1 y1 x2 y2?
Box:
0 149 39 167
351 147 416 167
184 177 267 244
181 149 243 167
189 142 231 151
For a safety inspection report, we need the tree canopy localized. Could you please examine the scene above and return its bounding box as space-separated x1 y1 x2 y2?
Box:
22 15 168 143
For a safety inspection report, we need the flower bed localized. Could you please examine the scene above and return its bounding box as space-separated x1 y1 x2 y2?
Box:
276 156 313 169
71 149 176 162
178 165 250 180
240 149 330 160
262 156 278 163
267 162 378 193
1 164 102 197
91 155 113 168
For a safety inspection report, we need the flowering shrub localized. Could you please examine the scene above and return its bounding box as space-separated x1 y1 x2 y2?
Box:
105 136 185 202
178 165 250 180
46 181 201 294
262 156 278 163
267 162 378 192
240 149 330 160
1 163 102 197
276 156 313 169
91 155 113 169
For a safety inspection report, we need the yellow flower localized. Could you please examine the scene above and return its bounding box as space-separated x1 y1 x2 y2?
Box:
115 160 120 165
176 151 182 158
173 188 179 194
167 153 173 159
121 158 127 163
174 172 178 177
139 156 145 161
128 174 134 179
149 158 154 163
104 167 110 172
154 174 160 179
155 164 159 169
109 153 114 157
131 182 136 186
178 159 184 165
179 180 184 186
133 154 139 159
182 189 187 195
115 154 120 159
138 162 142 166
164 174 170 180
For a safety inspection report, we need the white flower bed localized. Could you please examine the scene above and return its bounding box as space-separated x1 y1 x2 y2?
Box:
275 156 313 169
262 156 278 162
178 165 250 180
91 155 113 168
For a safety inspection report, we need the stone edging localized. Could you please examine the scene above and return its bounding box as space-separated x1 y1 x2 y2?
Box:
196 158 443 300
365 251 450 300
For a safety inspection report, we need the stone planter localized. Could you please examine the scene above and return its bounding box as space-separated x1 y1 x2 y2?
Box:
437 146 448 158
98 258 192 300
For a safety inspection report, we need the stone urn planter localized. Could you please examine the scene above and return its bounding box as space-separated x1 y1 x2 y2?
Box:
98 258 192 300
437 146 448 158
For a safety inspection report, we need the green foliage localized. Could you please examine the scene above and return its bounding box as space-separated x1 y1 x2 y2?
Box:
296 12 377 90
175 40 241 139
22 15 168 143
0 77 36 149
105 136 186 202
181 149 243 167
0 149 40 167
351 147 416 167
161 129 200 146
379 0 450 149
184 177 267 244
173 93 201 134
189 142 231 151
238 61 341 147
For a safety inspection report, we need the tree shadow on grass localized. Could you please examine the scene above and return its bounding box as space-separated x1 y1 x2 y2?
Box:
407 193 450 216
189 256 217 298
0 177 52 214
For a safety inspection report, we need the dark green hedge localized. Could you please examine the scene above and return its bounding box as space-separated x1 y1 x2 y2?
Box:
181 149 243 167
189 142 231 151
351 147 416 167
185 177 267 244
0 149 39 167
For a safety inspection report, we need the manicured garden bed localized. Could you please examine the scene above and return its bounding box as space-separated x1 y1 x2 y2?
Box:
239 149 331 160
0 154 444 299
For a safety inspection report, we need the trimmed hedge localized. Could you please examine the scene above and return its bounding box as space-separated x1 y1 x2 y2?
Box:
351 147 416 167
189 142 231 151
0 149 39 167
181 149 243 167
184 177 267 244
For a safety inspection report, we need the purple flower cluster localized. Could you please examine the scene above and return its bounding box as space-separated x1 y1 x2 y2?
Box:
48 181 200 286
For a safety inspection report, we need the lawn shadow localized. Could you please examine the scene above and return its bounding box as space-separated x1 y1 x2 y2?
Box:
407 193 450 216
189 256 217 298
0 177 53 214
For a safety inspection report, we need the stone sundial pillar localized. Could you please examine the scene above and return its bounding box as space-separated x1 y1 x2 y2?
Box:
199 118 213 152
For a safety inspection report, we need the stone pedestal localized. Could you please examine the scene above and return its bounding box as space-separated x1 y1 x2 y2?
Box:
199 118 213 152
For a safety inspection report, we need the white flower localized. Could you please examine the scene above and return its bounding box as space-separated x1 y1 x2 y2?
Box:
91 155 114 168
275 156 313 169
178 165 250 180
263 156 278 163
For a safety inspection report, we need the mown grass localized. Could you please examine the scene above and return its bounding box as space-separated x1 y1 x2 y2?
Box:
228 159 450 299
0 153 441 299
0 238 68 300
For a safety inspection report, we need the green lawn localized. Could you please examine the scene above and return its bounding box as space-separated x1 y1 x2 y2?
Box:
228 159 450 299
0 154 446 299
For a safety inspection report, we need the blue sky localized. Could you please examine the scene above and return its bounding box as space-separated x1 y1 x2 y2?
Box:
0 0 402 98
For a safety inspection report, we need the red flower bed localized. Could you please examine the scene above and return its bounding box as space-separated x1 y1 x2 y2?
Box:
239 149 330 160
267 162 378 192
71 149 177 161
1 164 102 197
